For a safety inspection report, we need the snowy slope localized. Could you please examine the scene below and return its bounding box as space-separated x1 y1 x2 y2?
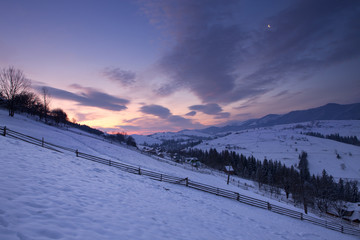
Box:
1 137 357 240
0 113 358 239
132 134 162 145
194 121 360 180
0 110 295 202
148 130 211 142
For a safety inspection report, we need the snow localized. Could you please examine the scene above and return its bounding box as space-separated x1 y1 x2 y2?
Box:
0 110 359 239
149 130 211 142
194 121 360 180
132 134 162 145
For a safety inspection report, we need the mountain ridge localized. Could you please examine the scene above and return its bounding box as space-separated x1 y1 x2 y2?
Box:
200 102 360 134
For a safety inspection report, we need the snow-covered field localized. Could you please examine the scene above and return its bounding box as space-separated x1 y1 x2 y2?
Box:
194 121 360 180
0 110 359 239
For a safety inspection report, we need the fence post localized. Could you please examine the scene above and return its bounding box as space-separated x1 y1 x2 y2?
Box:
236 193 240 201
138 167 141 175
76 150 79 157
42 137 44 147
185 177 188 187
3 126 6 136
341 225 343 233
267 202 272 211
109 160 112 166
300 213 303 220
160 174 163 182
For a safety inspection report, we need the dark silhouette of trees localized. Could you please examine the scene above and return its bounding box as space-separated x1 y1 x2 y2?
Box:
126 136 137 147
0 67 139 148
51 108 68 124
304 132 360 146
152 139 203 152
0 66 30 116
104 132 137 148
106 132 127 143
14 92 43 116
298 151 311 213
185 148 359 213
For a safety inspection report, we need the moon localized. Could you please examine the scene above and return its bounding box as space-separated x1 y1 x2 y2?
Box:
267 24 271 28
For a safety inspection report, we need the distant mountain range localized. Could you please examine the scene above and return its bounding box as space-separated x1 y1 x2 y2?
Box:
200 103 360 134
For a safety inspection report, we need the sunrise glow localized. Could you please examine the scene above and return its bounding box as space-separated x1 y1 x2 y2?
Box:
1 0 359 134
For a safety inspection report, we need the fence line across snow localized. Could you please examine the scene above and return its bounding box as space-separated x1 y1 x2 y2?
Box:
0 125 359 236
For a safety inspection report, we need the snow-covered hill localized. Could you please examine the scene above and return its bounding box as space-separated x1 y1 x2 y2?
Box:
194 121 360 180
132 118 360 180
132 134 162 145
133 129 211 147
149 129 211 141
0 110 359 239
199 103 360 134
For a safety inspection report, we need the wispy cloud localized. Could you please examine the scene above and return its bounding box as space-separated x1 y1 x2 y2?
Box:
73 112 102 122
103 67 136 86
34 84 129 111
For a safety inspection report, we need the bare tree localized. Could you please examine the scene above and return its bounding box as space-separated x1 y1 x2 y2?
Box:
331 199 347 221
0 66 30 116
41 86 51 122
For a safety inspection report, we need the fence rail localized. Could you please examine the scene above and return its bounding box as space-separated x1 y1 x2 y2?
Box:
1 125 359 236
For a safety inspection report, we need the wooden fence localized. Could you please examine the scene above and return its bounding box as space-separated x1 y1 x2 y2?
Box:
1 126 359 236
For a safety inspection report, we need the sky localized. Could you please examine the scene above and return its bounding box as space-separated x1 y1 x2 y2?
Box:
1 0 360 134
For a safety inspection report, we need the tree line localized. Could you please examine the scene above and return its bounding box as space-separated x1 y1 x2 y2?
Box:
106 132 137 148
185 148 359 214
0 66 68 124
0 66 137 147
304 132 360 146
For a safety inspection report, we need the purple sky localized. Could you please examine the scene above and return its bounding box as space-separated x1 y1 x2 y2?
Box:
1 0 359 134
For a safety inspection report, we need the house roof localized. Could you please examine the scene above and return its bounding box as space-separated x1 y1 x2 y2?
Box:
225 166 234 171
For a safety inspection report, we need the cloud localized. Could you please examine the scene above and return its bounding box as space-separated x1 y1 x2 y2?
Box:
139 104 194 122
143 0 265 103
116 115 205 134
123 117 142 124
154 82 183 97
134 104 205 133
189 103 230 118
185 111 196 116
143 0 360 105
72 112 102 122
214 112 230 119
189 103 222 115
272 90 289 98
242 1 360 88
34 84 129 111
140 104 171 118
168 115 192 124
73 113 90 122
103 67 136 86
